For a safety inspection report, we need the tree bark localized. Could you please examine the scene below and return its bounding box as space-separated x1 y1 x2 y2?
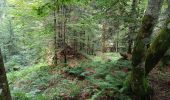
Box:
130 0 164 98
53 9 58 66
62 5 67 64
0 0 12 100
79 31 85 51
0 0 6 22
0 49 12 100
101 22 107 53
127 0 138 54
57 6 63 48
145 1 170 75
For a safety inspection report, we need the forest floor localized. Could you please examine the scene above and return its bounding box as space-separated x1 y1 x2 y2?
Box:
7 52 170 100
149 67 170 100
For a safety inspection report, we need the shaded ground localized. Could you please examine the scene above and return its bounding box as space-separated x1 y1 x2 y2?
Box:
149 67 170 100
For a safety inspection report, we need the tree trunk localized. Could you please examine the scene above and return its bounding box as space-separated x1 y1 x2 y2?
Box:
62 5 67 64
127 0 138 54
53 9 58 66
115 33 119 52
0 0 6 22
72 31 77 52
0 1 11 99
130 0 164 98
79 31 85 51
0 49 12 100
116 21 119 52
102 22 107 53
145 4 170 75
57 6 63 48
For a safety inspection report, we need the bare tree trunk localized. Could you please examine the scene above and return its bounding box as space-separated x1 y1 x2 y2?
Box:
87 35 90 54
115 20 120 52
130 0 164 98
116 30 119 52
53 0 59 66
0 0 6 22
0 49 12 100
79 31 85 51
53 8 58 66
62 5 67 64
101 22 107 53
127 0 138 54
57 21 62 48
57 6 62 48
72 31 77 52
0 1 11 99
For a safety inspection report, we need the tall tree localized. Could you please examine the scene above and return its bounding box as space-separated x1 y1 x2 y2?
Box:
0 2 12 98
129 0 164 99
63 5 67 64
144 0 170 75
101 21 107 53
0 49 12 100
53 0 59 66
52 7 58 66
127 0 138 54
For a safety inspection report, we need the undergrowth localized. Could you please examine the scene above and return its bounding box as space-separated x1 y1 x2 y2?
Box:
7 53 132 100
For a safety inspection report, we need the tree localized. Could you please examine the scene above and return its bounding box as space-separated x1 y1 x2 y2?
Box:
127 0 138 54
145 0 170 75
128 0 165 99
101 21 107 53
0 49 12 100
52 0 58 66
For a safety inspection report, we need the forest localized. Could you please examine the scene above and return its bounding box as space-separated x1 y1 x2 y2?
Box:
0 0 170 100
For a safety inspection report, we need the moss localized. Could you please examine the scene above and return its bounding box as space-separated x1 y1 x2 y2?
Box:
132 39 145 66
143 78 150 92
122 71 151 99
132 15 155 67
131 68 145 94
145 19 170 75
127 14 170 100
131 72 151 99
138 15 154 38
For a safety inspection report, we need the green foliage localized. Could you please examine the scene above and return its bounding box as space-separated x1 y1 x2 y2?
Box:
67 53 132 99
66 67 85 76
7 63 47 83
6 53 133 99
11 87 48 100
0 0 156 99
8 63 84 99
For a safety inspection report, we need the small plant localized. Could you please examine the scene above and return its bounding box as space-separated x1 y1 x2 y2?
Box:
65 67 86 79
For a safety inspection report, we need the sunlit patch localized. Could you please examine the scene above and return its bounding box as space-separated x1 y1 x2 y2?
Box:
167 23 170 29
0 89 2 94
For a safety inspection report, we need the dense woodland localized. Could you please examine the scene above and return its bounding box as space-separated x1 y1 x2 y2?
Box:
0 0 170 100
